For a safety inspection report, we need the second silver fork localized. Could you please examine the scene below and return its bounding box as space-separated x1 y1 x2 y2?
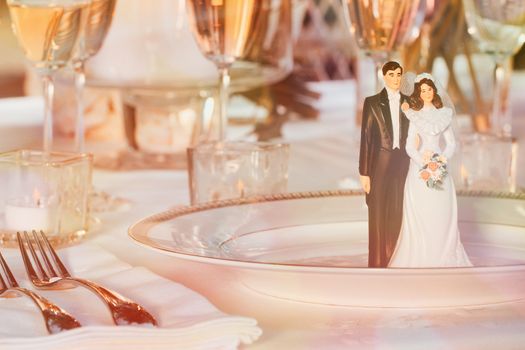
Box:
0 248 81 334
17 230 158 327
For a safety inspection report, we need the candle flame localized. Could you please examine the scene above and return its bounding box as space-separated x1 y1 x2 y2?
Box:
33 188 42 207
237 180 245 198
460 165 469 187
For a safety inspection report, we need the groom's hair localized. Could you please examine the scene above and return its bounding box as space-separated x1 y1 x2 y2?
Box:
382 61 403 75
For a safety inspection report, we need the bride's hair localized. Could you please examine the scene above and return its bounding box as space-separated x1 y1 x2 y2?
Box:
408 78 443 111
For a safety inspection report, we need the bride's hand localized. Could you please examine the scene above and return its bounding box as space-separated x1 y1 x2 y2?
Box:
360 175 370 194
401 102 409 111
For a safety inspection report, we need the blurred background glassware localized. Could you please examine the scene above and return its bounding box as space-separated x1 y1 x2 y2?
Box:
185 0 293 141
454 133 518 192
340 0 426 92
115 88 215 170
84 0 214 90
86 0 293 90
6 0 91 152
71 0 117 153
463 0 525 137
414 0 448 70
0 150 92 247
82 0 296 166
187 141 289 204
69 0 128 212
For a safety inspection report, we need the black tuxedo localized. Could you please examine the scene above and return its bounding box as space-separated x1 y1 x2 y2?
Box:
359 88 410 267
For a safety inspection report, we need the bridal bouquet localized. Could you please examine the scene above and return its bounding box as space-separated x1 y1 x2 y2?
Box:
419 152 448 190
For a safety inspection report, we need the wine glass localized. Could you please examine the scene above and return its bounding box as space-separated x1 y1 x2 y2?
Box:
414 0 447 70
6 0 91 152
72 0 116 153
463 0 525 137
340 0 425 91
186 0 293 141
73 0 129 212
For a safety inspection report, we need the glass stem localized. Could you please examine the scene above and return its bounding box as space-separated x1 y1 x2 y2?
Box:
355 53 388 127
373 59 383 93
218 66 230 141
42 72 55 153
419 23 431 69
74 60 86 153
492 56 512 137
371 51 389 93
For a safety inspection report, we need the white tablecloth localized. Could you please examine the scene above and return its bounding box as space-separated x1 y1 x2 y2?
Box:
78 120 525 348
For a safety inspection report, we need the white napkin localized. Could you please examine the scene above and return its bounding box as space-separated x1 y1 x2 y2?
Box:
0 244 262 350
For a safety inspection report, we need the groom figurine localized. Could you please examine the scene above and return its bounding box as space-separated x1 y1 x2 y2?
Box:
359 61 410 268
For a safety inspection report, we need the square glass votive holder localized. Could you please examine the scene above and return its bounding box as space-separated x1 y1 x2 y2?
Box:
0 150 93 246
454 134 518 192
187 141 289 205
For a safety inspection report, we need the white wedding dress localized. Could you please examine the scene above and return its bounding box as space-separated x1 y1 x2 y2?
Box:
388 105 472 267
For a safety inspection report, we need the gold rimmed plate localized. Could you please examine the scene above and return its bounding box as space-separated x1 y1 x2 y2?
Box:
129 190 525 308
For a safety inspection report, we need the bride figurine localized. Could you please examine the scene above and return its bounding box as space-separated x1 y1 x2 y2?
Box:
388 73 472 268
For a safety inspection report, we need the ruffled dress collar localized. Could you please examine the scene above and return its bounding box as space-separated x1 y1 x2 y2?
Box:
405 106 453 135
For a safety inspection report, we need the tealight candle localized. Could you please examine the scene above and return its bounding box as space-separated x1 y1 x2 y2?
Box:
4 190 56 232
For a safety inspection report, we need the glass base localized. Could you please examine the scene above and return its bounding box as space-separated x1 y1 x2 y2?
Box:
93 148 187 171
90 189 132 213
0 229 88 248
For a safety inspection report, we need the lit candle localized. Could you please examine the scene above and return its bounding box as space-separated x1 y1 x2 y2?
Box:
4 189 55 232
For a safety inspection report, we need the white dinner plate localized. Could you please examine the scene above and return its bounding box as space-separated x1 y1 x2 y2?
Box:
129 190 525 308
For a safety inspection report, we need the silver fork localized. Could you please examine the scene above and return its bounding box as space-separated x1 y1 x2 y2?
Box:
17 230 158 327
0 247 81 334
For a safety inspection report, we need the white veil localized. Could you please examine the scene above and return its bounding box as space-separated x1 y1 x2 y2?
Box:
401 71 462 181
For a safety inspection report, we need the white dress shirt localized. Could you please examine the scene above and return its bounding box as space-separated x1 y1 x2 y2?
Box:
386 87 400 149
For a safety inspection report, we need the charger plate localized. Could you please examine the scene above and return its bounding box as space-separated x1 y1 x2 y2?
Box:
129 190 525 308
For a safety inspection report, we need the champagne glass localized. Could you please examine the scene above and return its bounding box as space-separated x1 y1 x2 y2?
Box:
7 0 91 152
74 0 128 212
463 0 525 137
341 0 425 91
417 0 447 70
186 0 292 141
72 0 116 153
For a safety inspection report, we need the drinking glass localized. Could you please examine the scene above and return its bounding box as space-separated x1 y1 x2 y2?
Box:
72 0 116 152
186 0 293 140
7 0 91 152
71 0 129 212
463 0 525 137
340 0 425 91
454 133 518 192
187 141 289 204
417 0 447 70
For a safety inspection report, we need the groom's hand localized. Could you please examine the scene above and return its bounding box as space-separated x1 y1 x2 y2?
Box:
401 102 409 111
360 175 371 194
